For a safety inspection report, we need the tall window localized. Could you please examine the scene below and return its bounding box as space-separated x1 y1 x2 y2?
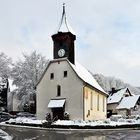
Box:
50 73 54 80
90 92 93 110
103 97 105 112
64 71 67 77
57 85 61 96
97 95 99 111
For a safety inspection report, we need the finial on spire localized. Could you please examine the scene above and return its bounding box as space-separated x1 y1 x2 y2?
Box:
62 3 65 16
55 3 75 34
57 3 70 33
63 3 65 9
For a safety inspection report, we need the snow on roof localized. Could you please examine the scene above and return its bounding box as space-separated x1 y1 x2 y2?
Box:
37 58 107 95
69 61 107 95
8 79 17 92
107 88 128 104
116 95 140 110
48 99 66 108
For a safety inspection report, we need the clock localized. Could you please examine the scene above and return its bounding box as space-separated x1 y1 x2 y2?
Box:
58 49 65 57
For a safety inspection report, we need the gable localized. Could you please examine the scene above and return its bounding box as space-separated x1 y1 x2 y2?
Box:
107 88 131 104
37 59 83 88
116 95 140 109
37 58 107 95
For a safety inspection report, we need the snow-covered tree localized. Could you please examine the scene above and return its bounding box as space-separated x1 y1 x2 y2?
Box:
93 74 140 94
11 51 48 111
0 52 12 77
0 52 12 111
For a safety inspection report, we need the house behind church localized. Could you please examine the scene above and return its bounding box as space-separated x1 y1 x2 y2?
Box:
107 87 140 117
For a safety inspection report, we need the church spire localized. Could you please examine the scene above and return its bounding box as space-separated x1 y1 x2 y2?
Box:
52 4 76 64
57 3 72 33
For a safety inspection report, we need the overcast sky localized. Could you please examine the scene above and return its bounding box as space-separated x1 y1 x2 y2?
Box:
0 0 140 86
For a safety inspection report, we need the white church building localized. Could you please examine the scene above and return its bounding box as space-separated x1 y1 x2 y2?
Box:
36 5 108 121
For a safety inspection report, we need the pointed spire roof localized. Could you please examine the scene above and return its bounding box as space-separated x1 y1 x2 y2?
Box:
57 3 75 34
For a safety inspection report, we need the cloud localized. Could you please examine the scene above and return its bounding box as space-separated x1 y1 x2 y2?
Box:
0 0 140 86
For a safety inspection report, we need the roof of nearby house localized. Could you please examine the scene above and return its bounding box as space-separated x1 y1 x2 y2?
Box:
107 88 130 104
116 95 140 110
37 58 107 95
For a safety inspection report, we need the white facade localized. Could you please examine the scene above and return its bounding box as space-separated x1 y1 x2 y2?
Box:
37 58 107 120
37 59 84 120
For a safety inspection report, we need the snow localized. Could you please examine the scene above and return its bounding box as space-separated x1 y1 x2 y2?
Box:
7 117 46 125
0 77 7 90
5 115 140 128
11 51 48 110
93 74 140 95
37 58 107 95
8 79 17 92
52 117 140 127
48 99 65 108
117 95 140 109
70 62 107 95
107 88 127 104
0 129 13 140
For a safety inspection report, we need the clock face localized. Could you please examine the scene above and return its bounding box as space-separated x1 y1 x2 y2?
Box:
58 49 65 57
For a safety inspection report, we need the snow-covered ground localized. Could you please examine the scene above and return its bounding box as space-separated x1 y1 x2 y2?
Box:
53 118 140 127
5 117 46 125
0 129 13 140
3 115 140 128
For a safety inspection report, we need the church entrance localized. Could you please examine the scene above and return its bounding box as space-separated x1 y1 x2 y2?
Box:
48 99 66 120
52 107 64 120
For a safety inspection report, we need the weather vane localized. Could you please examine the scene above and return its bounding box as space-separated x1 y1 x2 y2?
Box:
62 3 66 15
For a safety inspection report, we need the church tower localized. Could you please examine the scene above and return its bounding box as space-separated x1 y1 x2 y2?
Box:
52 4 76 64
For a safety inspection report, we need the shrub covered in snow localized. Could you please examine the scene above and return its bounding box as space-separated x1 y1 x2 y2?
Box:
3 115 140 128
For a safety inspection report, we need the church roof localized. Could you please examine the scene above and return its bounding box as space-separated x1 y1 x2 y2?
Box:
37 58 107 95
56 3 75 34
69 61 107 95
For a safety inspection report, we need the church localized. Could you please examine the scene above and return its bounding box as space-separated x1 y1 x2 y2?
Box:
36 5 108 121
